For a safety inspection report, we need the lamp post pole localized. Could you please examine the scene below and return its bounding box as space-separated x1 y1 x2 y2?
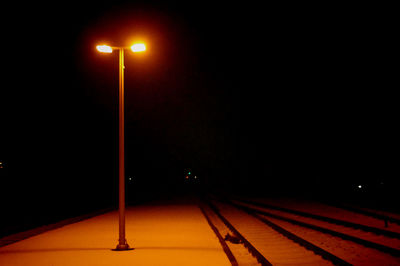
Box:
96 43 146 251
116 47 130 250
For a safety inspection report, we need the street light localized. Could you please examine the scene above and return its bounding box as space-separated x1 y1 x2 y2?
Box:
97 43 146 251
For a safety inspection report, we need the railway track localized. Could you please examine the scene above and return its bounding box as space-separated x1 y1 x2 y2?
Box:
231 198 400 255
235 198 400 238
201 197 400 265
323 202 400 226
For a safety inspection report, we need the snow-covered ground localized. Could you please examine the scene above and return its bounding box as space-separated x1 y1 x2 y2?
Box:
232 198 400 265
214 201 333 265
261 214 399 265
2 198 399 266
236 200 400 250
0 204 231 266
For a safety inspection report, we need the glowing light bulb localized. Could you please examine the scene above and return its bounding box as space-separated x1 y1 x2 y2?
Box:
96 45 113 53
131 43 146 52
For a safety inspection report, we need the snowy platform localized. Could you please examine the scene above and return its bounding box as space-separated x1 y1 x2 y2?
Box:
0 203 231 266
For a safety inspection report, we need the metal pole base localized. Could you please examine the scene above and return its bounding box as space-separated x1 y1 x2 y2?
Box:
112 243 134 251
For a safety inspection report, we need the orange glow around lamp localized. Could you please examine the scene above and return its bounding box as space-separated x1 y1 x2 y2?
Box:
96 43 146 251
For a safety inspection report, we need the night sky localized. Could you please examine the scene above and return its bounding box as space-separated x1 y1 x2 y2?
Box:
0 1 397 232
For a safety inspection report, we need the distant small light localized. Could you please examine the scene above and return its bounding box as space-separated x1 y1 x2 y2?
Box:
194 176 197 179
129 177 132 181
185 176 189 179
358 185 362 189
